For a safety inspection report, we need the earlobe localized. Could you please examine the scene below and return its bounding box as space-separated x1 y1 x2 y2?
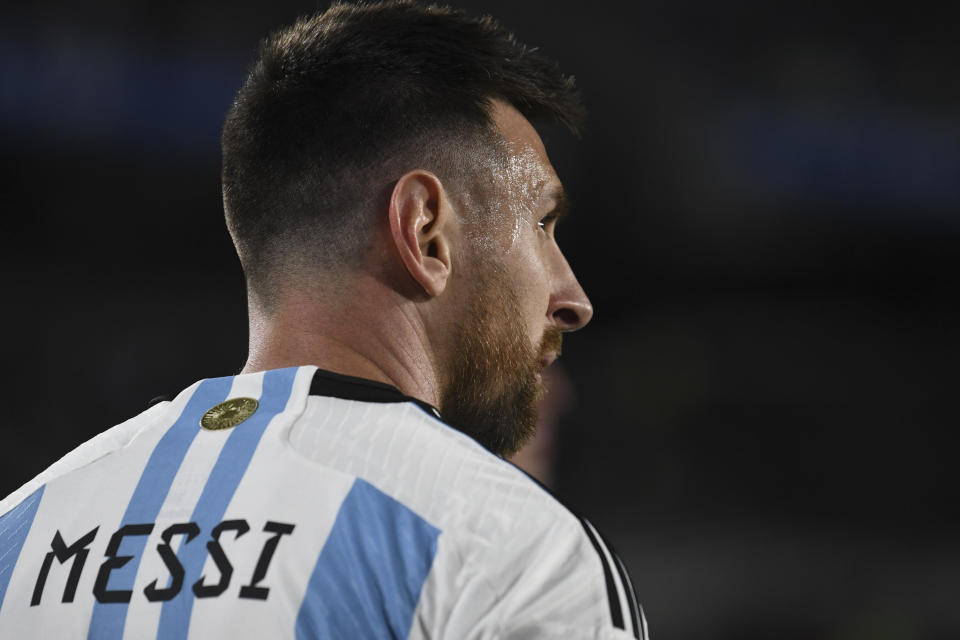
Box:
388 170 453 298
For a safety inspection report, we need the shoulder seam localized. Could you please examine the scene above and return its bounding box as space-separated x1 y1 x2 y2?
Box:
0 401 169 515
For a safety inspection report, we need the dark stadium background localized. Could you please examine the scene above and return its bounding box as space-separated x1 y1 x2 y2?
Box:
2 1 957 638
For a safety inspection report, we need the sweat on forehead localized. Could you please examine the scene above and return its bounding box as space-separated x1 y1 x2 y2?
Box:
487 100 560 195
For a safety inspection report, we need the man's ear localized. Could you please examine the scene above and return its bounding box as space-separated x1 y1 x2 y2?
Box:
388 170 454 297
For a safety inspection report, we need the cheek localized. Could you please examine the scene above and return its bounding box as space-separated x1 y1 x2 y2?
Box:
509 250 553 337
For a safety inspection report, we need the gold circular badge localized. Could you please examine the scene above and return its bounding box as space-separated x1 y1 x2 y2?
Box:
200 397 259 431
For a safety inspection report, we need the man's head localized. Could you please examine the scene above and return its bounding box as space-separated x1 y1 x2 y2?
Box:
434 100 588 455
222 0 583 298
223 0 592 455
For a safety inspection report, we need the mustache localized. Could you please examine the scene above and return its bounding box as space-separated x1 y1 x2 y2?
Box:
539 327 563 359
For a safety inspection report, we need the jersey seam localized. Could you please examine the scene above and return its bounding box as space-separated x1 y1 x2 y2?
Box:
486 505 590 635
0 401 170 516
444 528 509 638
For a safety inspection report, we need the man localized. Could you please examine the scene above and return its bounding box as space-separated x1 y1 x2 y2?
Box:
0 2 646 637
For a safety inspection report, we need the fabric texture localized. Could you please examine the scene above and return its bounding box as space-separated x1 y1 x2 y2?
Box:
0 366 646 639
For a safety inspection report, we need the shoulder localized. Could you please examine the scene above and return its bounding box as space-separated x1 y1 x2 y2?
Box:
289 396 645 636
0 399 170 517
292 392 579 538
0 369 231 518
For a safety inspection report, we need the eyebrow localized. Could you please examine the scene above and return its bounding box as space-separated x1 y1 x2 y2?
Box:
543 185 570 220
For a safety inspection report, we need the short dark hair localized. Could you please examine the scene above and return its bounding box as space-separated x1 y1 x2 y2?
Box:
221 0 584 306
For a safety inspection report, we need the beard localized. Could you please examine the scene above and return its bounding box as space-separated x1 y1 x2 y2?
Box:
438 265 563 457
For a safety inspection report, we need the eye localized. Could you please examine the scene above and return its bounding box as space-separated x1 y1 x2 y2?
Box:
537 214 558 232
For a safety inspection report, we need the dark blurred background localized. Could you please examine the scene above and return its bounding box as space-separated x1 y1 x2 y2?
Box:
2 1 957 638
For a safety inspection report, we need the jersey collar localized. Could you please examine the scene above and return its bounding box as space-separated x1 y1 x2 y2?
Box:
309 367 442 420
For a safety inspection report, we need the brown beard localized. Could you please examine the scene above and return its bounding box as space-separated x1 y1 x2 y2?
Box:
438 266 563 457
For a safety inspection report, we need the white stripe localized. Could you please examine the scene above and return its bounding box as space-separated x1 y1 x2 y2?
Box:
0 397 172 517
120 373 264 639
186 372 354 639
0 382 204 636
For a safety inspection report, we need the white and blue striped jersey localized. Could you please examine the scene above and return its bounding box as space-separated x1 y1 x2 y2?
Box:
0 366 647 639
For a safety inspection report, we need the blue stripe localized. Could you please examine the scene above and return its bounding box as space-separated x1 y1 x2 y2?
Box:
87 375 233 639
157 366 298 638
0 486 45 614
295 479 440 640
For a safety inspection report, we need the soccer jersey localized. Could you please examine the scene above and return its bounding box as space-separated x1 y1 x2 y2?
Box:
0 366 647 639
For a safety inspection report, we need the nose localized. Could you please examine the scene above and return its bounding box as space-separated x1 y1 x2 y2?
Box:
548 250 593 332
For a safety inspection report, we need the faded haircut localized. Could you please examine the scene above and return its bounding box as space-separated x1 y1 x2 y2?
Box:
221 0 584 308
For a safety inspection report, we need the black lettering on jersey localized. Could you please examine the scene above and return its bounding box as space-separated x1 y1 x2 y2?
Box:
192 519 249 598
238 521 295 600
31 527 99 606
143 522 200 602
93 524 155 603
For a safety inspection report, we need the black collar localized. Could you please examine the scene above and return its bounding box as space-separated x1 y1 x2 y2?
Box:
309 368 442 420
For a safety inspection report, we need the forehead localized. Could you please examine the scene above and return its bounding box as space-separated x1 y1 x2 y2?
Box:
488 99 561 196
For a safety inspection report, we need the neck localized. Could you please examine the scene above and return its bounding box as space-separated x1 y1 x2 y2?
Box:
241 275 442 408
